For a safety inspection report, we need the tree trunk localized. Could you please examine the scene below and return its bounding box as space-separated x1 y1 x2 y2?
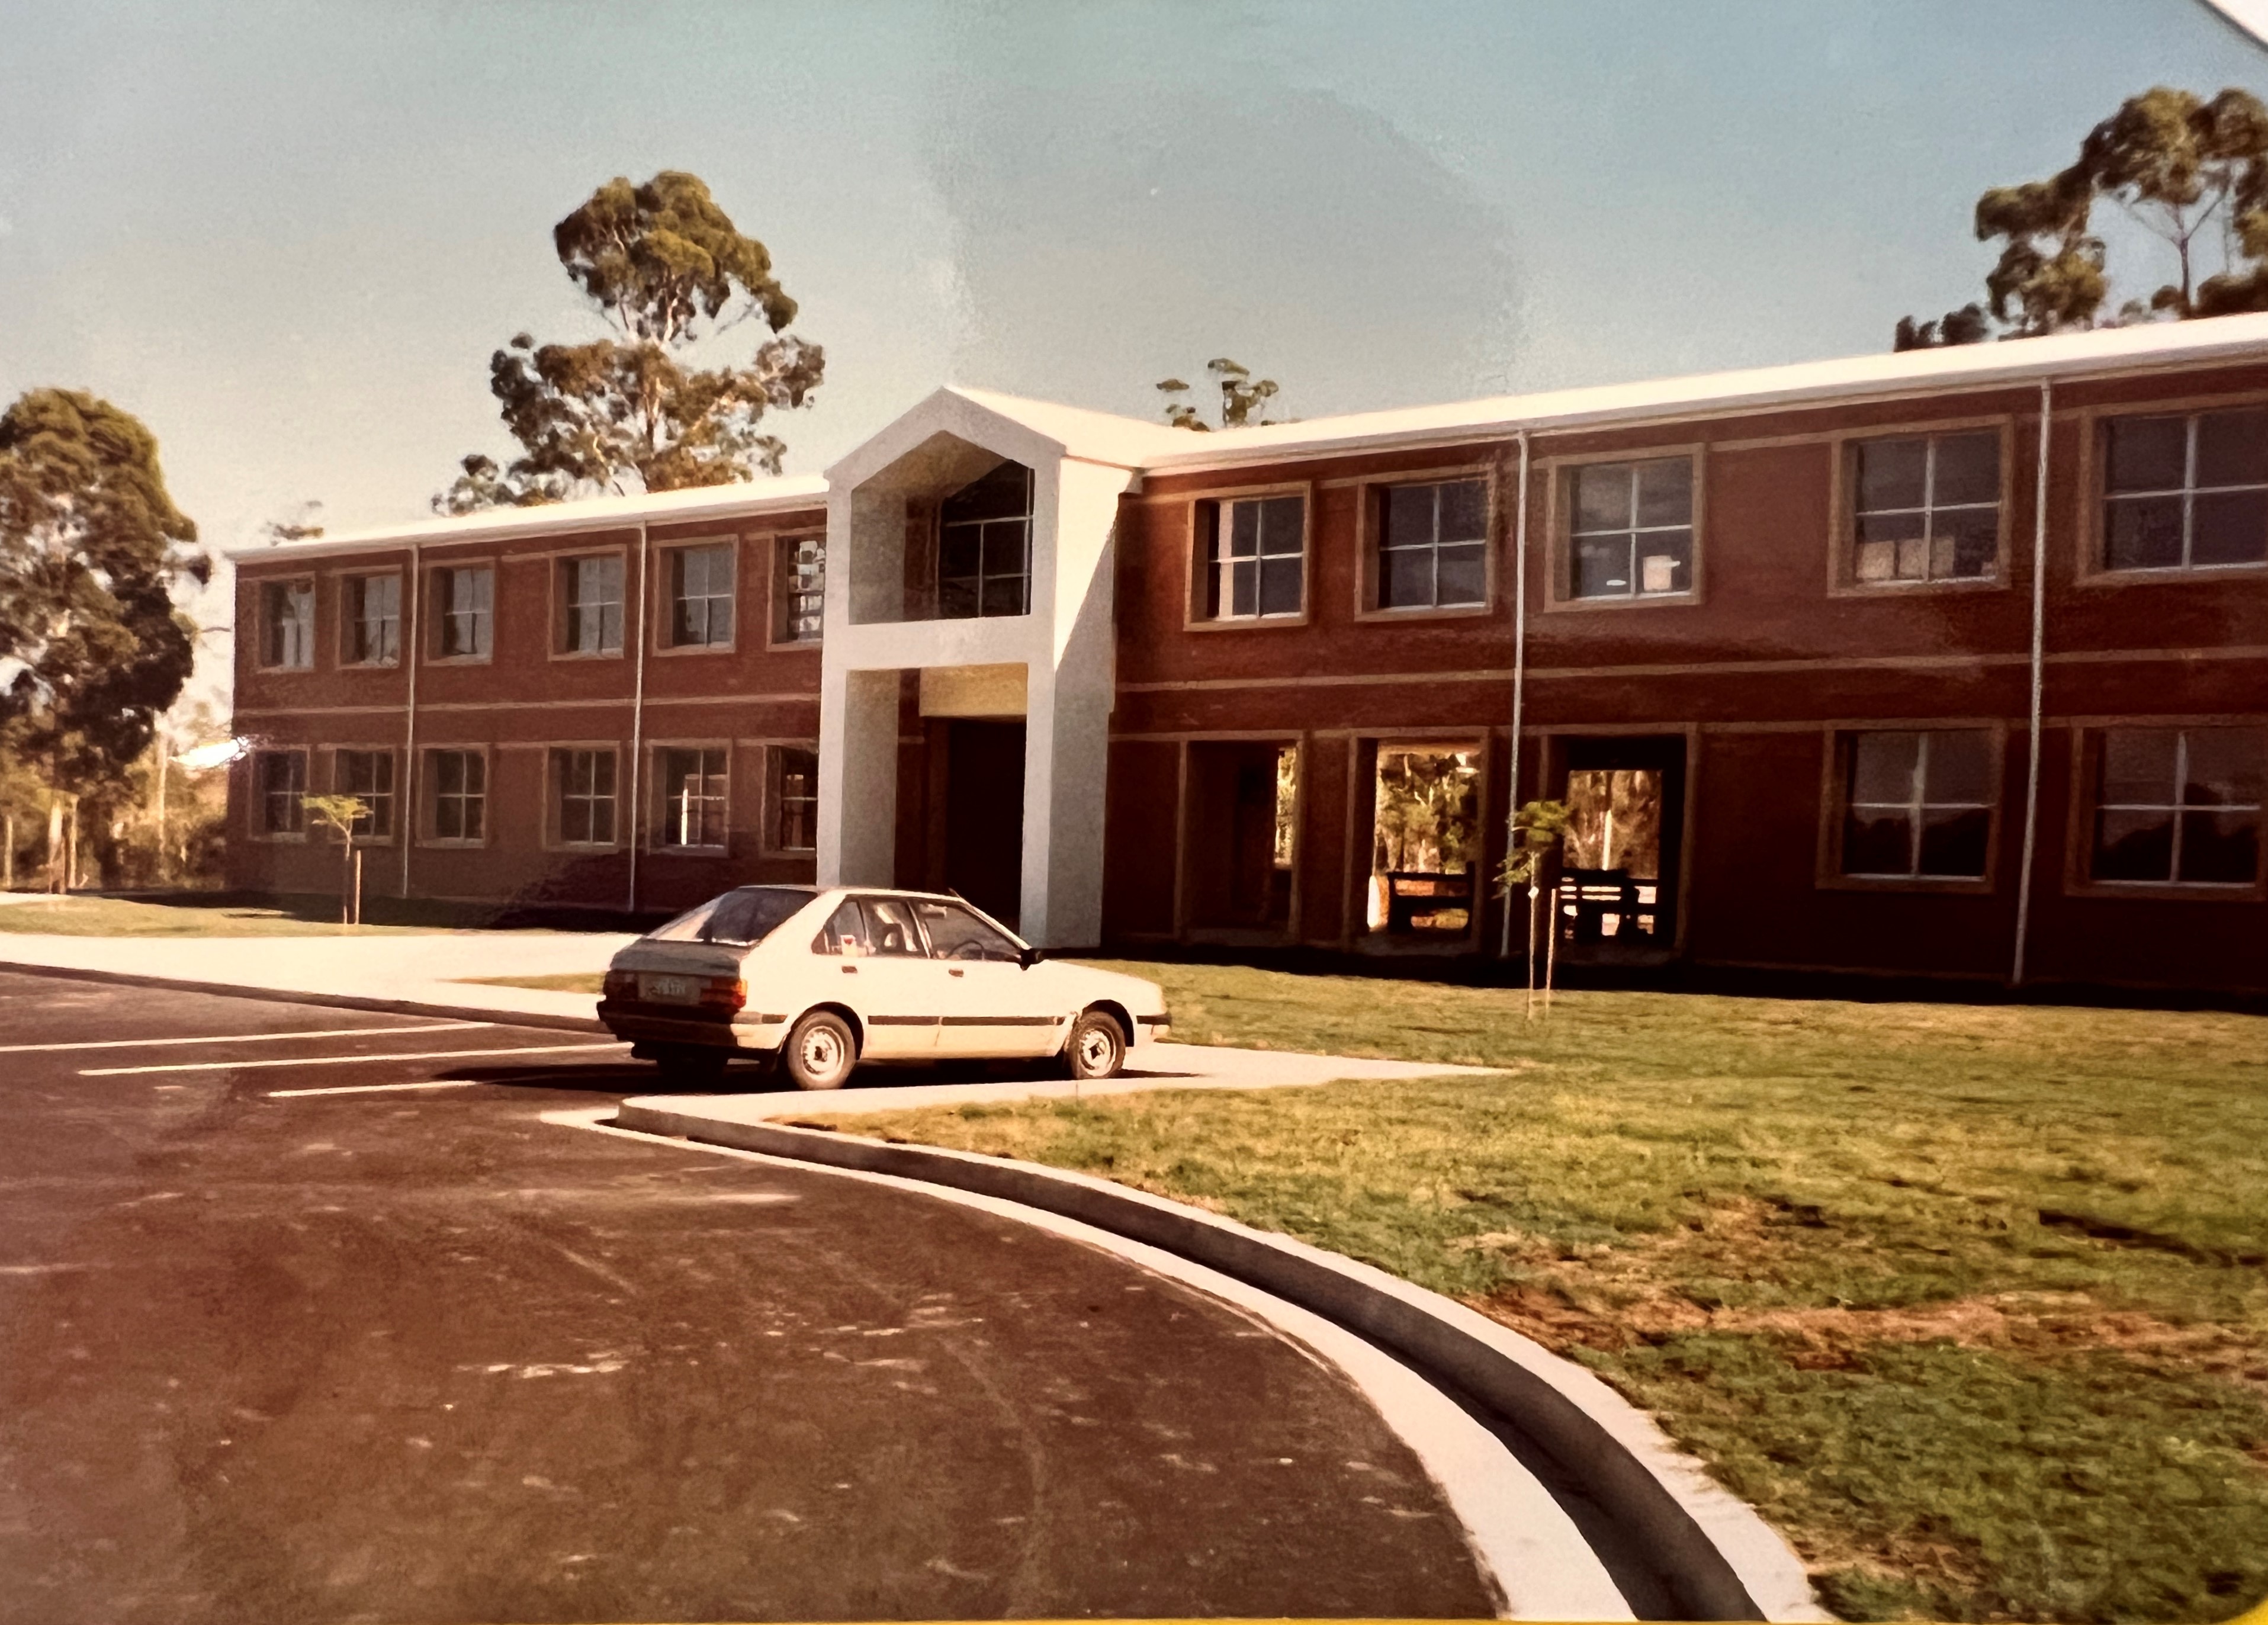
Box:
47 797 65 894
4 812 14 891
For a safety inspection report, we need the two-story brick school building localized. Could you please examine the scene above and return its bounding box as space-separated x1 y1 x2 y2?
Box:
229 315 2268 994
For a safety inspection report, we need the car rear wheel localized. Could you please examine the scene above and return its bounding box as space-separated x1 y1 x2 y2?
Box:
785 1010 857 1091
1058 1009 1126 1081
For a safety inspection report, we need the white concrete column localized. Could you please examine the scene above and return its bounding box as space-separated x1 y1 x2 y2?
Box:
818 664 900 887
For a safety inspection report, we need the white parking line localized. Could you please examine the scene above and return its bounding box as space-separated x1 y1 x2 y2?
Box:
81 1041 627 1078
0 1022 486 1055
268 1080 488 1098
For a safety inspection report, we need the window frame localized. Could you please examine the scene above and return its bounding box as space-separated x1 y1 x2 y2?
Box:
1354 465 1498 621
656 538 740 654
425 559 497 664
1828 416 2016 596
255 577 318 672
2063 718 2268 899
1543 445 1705 611
550 548 628 661
768 532 827 648
335 570 403 667
546 743 621 850
1182 481 1314 631
2077 392 2268 584
330 746 399 844
1813 722 2005 894
650 740 732 853
419 744 491 847
935 463 1036 622
250 747 310 840
764 742 821 855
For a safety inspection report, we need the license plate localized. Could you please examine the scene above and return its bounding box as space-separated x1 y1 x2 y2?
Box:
641 974 698 1004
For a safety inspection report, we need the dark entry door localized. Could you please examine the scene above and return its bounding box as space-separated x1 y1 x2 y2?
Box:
1556 735 1686 959
943 720 1026 927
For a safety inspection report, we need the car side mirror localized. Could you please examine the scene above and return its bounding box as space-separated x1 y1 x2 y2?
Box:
1018 946 1046 969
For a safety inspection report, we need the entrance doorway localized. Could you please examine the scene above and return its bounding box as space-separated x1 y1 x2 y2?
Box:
940 720 1025 927
1554 735 1685 960
1184 741 1296 934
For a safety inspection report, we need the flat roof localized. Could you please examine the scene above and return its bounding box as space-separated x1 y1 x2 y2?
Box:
225 474 829 564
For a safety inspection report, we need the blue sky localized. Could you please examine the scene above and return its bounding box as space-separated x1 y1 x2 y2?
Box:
3 1 2263 583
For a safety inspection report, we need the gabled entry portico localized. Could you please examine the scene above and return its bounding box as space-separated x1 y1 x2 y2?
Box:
815 389 1175 948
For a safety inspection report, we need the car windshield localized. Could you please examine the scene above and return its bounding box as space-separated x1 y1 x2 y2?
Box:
645 887 815 946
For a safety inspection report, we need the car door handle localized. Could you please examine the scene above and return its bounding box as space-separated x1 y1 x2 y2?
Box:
840 965 857 974
947 968 965 977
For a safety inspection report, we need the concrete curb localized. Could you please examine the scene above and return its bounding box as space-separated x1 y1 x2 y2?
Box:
0 959 609 1035
616 1102 1827 1624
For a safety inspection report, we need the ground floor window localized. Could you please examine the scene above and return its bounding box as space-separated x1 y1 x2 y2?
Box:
769 746 818 853
553 748 618 846
1560 766 1667 941
2087 727 2264 886
657 747 728 850
1839 729 1994 880
335 749 396 840
255 750 307 835
1368 744 1479 936
426 750 486 842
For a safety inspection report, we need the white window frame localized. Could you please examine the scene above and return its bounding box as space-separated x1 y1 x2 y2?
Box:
340 573 401 667
2100 408 2268 575
259 579 316 670
432 565 494 661
1839 730 1996 881
767 744 819 853
1205 494 1307 622
1374 478 1489 612
2087 727 2266 887
425 747 487 843
333 748 397 842
552 746 619 847
558 555 625 657
1850 432 2003 585
665 543 737 650
1565 457 1696 603
254 748 308 837
654 744 730 850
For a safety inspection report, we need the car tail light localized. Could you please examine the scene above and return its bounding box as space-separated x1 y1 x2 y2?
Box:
602 970 637 1001
699 976 747 1013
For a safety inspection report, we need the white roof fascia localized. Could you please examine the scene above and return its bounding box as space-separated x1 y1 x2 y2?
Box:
223 475 831 565
1136 313 2268 474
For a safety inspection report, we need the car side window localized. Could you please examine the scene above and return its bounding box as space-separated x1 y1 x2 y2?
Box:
812 900 869 957
859 898 927 956
917 901 1021 962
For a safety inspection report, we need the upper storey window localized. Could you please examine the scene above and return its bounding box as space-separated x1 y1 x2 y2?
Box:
1851 432 2000 584
667 543 736 648
1377 480 1487 611
342 574 400 666
2102 408 2268 573
258 579 315 670
432 565 493 660
1199 494 1306 621
939 462 1033 619
774 535 825 644
1567 459 1693 600
558 555 624 656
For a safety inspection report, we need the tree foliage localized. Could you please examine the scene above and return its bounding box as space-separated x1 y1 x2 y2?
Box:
437 171 825 513
0 388 206 804
1897 86 2268 349
1157 358 1285 431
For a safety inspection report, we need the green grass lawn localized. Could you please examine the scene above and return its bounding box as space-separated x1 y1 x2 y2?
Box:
0 894 449 936
812 962 2268 1624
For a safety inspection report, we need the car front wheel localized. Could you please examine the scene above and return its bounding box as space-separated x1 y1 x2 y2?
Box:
1058 1009 1126 1081
785 1010 857 1091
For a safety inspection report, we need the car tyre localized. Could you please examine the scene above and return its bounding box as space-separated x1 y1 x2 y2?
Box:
785 1010 857 1091
1058 1009 1126 1082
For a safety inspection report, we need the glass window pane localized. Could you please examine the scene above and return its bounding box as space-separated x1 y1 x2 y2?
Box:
1851 733 1921 806
1573 464 1631 532
2093 809 2175 881
980 519 1026 576
2193 407 2268 488
1436 542 1486 606
1932 432 2000 507
1636 531 1691 594
980 573 1026 617
1635 458 1693 527
1938 508 1999 579
1259 497 1304 555
2103 496 2185 571
1854 539 1897 582
1857 438 1928 512
1229 558 1258 617
1258 553 1303 617
2179 810 2261 883
2106 416 2189 493
1572 537 1629 598
706 596 733 645
1228 500 1262 558
2099 730 2179 805
937 579 978 619
1843 810 1914 876
939 526 980 579
1382 545 1432 609
1383 484 1434 548
2183 730 2266 807
435 753 463 796
2191 489 2268 566
1858 510 1925 545
1918 806 1991 878
1438 479 1487 542
1922 731 1994 805
859 898 926 956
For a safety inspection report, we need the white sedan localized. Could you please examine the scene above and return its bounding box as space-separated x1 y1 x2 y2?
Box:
598 885 1170 1090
